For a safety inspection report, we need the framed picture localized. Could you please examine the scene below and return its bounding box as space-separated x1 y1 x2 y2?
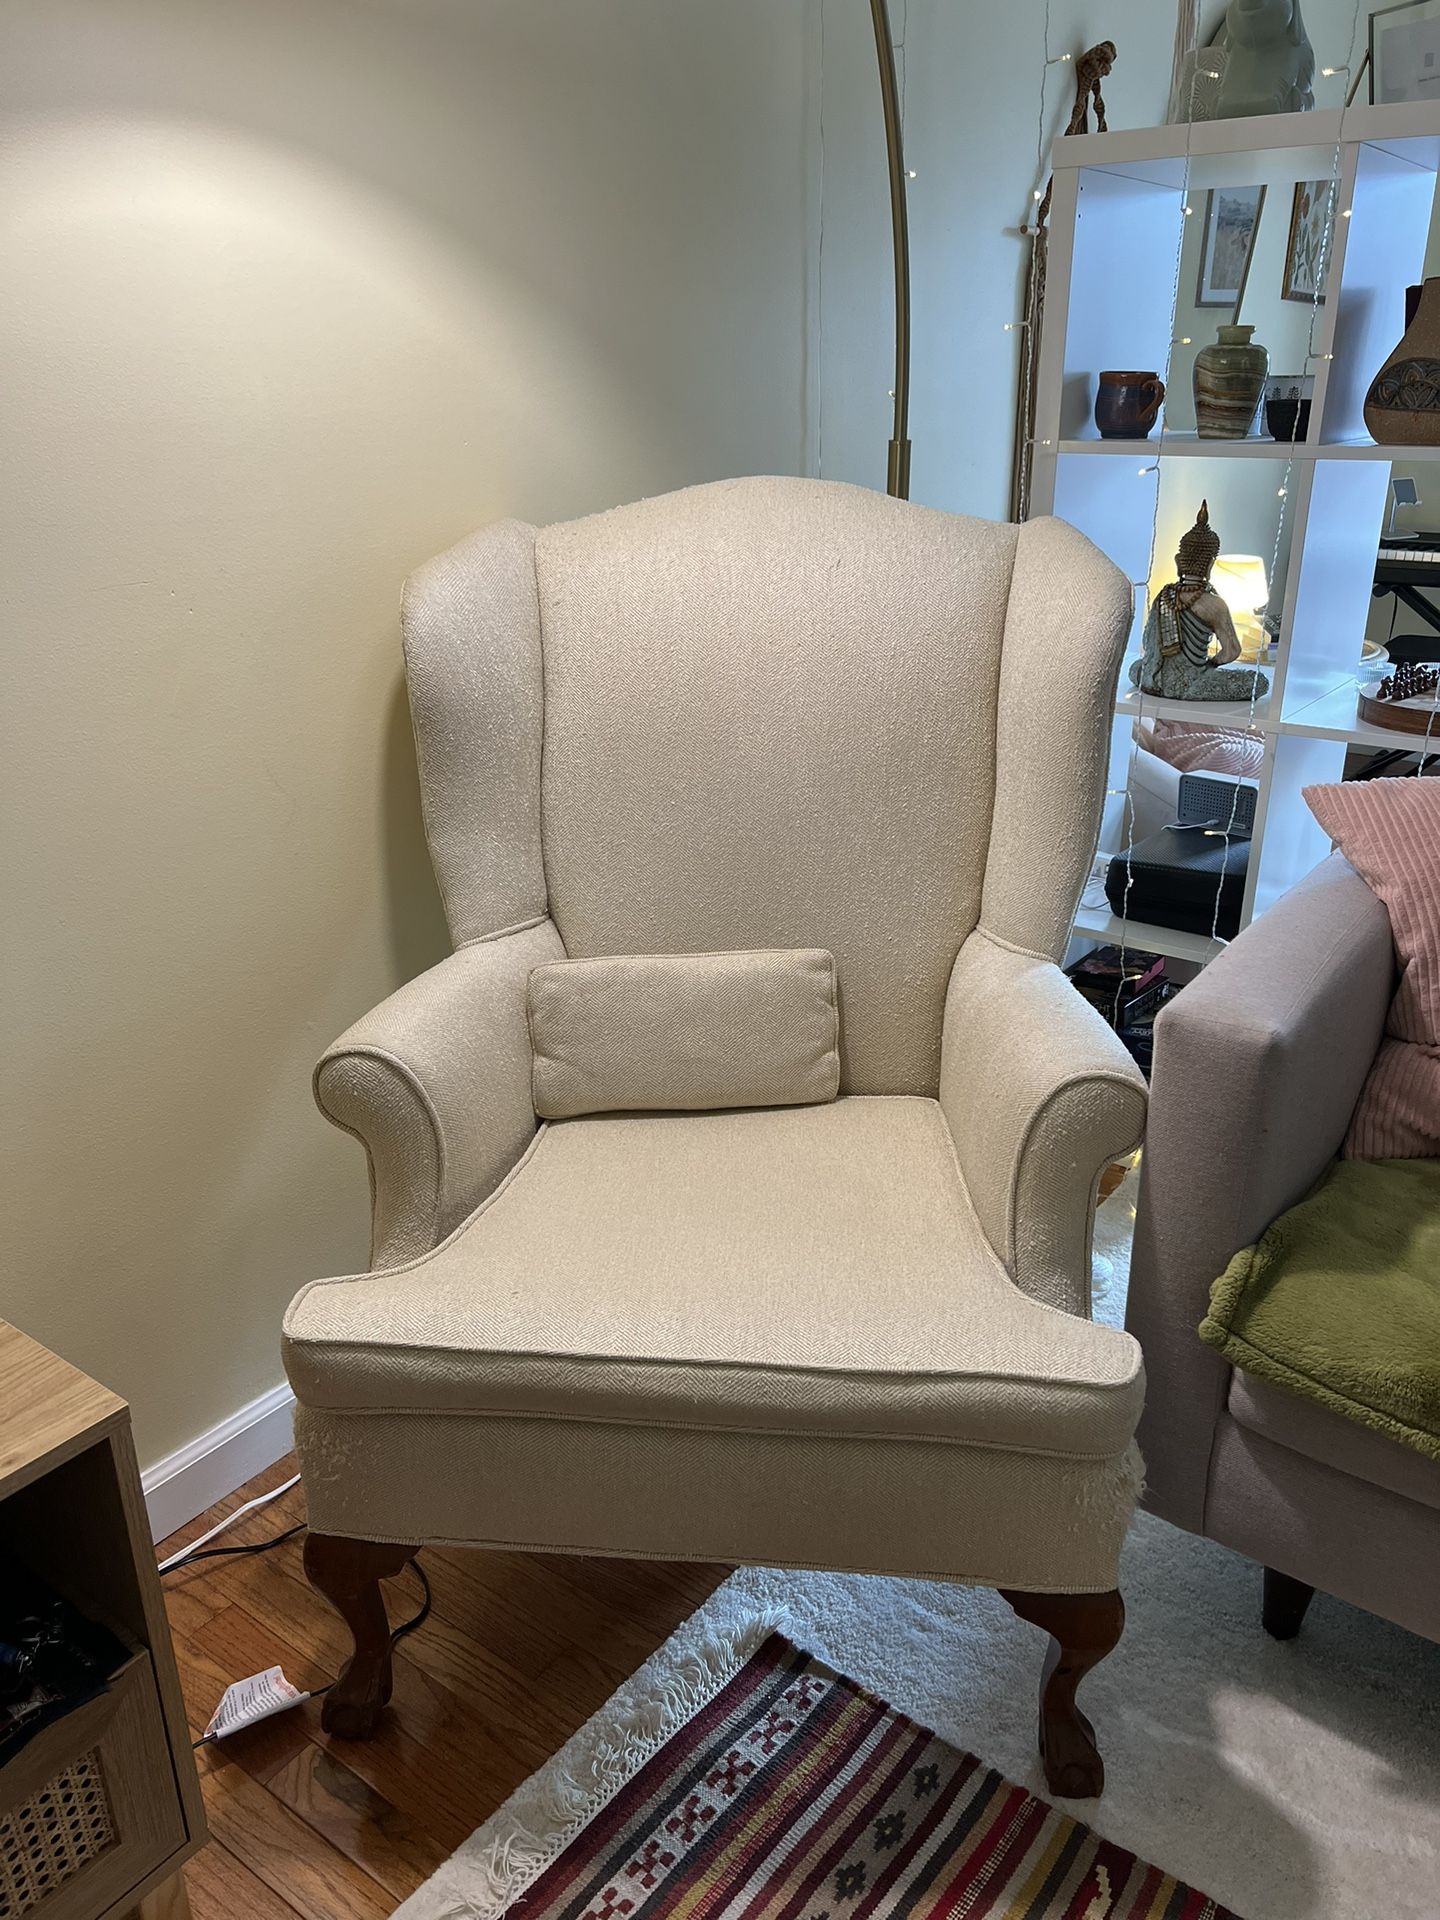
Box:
1281 180 1331 304
1195 185 1266 310
1369 0 1440 105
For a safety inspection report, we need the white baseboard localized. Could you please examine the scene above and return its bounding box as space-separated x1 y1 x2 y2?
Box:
142 1382 296 1543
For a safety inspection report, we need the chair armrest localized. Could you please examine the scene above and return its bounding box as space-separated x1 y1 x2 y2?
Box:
1126 854 1393 1530
315 918 564 1267
939 928 1147 1316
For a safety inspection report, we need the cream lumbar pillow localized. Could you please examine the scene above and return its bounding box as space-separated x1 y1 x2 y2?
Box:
527 948 840 1119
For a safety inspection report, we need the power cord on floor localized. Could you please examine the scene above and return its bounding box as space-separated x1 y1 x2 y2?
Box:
156 1472 301 1573
161 1521 307 1575
160 1498 431 1749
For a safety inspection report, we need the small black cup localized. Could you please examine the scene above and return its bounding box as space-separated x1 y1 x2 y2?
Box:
1264 396 1312 442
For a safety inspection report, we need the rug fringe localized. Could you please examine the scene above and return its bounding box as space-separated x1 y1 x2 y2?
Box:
418 1597 794 1920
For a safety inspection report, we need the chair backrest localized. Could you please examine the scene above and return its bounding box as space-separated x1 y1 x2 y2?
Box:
402 476 1130 1095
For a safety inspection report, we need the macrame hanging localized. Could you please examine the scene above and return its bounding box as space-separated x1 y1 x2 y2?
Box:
1009 40 1116 523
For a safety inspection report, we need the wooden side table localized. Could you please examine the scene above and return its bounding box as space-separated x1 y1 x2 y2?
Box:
0 1321 205 1920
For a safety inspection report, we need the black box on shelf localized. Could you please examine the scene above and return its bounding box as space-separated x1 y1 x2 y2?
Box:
1104 828 1249 940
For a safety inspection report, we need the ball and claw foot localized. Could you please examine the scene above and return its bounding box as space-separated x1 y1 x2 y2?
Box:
1001 1587 1125 1799
303 1531 420 1738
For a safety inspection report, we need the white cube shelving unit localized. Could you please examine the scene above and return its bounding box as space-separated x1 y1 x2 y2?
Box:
1030 102 1440 965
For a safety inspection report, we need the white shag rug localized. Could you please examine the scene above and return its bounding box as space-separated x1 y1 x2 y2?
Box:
398 1176 1440 1920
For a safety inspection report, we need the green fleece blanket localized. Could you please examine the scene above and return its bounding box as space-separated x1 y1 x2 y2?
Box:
1200 1158 1440 1462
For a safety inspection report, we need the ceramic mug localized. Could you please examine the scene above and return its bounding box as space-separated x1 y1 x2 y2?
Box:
1264 395 1312 441
1094 370 1165 440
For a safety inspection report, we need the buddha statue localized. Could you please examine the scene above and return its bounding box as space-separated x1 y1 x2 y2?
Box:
1130 501 1271 702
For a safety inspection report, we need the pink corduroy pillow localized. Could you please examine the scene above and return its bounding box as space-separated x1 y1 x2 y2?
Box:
1149 719 1266 779
1303 779 1440 1160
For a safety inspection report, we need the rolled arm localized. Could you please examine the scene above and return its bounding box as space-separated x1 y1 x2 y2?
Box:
1126 854 1393 1531
315 918 564 1267
939 927 1147 1316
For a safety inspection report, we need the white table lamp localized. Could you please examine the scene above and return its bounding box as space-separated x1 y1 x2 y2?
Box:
1213 553 1270 661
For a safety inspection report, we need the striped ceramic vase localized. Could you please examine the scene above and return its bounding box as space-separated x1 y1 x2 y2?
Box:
1194 323 1269 439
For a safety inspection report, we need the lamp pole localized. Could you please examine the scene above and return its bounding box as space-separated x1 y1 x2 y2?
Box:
868 0 912 498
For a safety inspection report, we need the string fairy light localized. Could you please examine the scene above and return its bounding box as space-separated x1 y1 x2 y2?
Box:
1198 0 1368 944
1103 35 1207 989
1000 0 1373 978
1102 0 1370 964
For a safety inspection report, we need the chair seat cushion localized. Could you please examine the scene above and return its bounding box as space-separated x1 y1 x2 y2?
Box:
284 1097 1143 1459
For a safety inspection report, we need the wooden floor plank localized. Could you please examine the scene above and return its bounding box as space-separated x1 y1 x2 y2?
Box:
191 1598 334 1703
200 1749 394 1920
417 1546 609 1676
307 1650 538 1855
181 1602 333 1784
213 1538 578 1765
183 1835 302 1920
266 1745 451 1902
158 1459 306 1635
160 1459 733 1913
193 1596 512 1853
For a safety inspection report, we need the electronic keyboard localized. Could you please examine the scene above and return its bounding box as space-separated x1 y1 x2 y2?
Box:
1374 533 1440 644
1376 536 1440 585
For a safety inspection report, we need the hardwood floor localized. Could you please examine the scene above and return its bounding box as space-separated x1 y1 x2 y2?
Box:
158 1456 726 1918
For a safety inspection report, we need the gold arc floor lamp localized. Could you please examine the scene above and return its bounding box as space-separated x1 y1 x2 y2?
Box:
869 0 912 499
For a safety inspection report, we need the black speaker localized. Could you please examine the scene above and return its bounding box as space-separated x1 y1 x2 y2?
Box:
1105 826 1249 939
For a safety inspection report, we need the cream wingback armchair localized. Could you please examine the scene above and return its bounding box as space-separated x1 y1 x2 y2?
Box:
283 477 1148 1796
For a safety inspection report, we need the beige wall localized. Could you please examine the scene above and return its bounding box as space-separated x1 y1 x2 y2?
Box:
1 0 812 1466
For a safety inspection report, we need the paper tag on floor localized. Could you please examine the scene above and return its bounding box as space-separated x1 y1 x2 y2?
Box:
204 1665 307 1740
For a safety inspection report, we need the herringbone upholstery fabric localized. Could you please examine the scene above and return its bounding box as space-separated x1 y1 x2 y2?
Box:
285 1098 1143 1449
289 477 1147 1594
527 948 839 1118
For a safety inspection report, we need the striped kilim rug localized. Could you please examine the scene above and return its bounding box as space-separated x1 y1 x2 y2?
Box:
487 1633 1237 1920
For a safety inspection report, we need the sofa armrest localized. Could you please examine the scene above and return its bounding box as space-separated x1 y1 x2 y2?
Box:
315 918 564 1267
939 928 1147 1316
1126 854 1394 1531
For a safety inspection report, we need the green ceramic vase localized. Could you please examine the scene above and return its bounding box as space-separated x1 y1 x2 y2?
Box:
1194 323 1269 439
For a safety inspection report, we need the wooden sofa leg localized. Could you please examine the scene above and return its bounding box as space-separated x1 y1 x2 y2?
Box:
304 1532 419 1737
1000 1587 1125 1799
1262 1567 1316 1641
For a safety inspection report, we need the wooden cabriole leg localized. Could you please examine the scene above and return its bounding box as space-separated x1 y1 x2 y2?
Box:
1000 1587 1125 1799
1262 1566 1316 1641
303 1531 419 1737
